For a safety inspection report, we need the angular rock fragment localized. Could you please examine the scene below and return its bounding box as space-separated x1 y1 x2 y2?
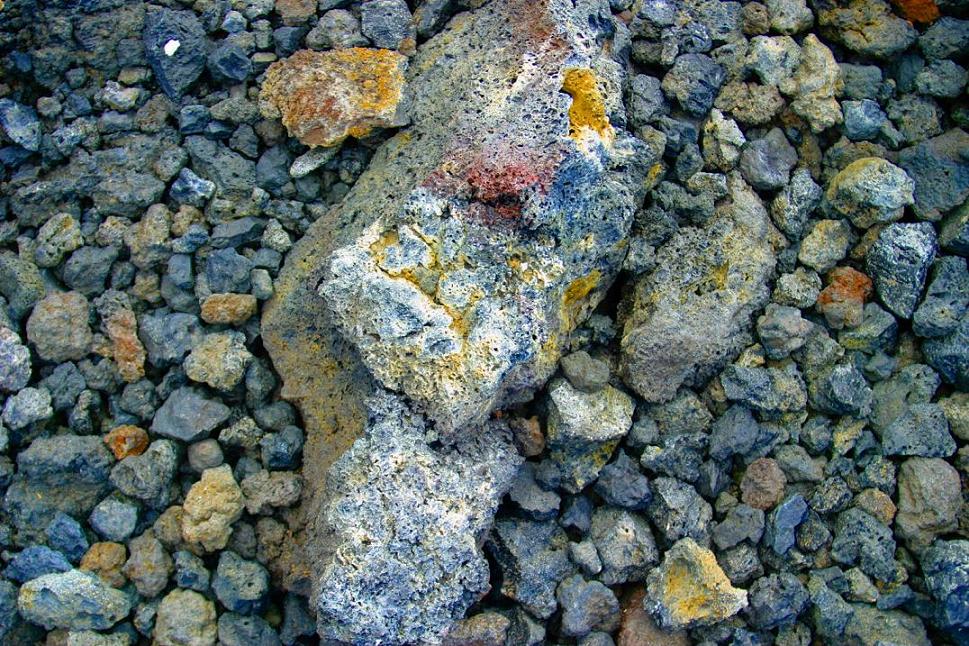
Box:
260 48 408 148
308 0 648 434
314 392 522 644
620 174 775 403
644 538 748 630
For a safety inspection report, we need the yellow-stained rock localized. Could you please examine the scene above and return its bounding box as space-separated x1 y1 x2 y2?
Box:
200 293 258 325
259 48 408 148
80 542 128 588
181 465 244 553
644 538 748 630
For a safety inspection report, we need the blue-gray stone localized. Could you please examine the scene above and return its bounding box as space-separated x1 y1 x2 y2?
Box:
207 42 252 83
4 546 72 583
0 580 16 639
210 217 266 250
89 496 139 542
764 494 807 555
488 519 574 619
594 451 651 510
898 129 969 222
110 439 180 509
205 248 252 293
174 550 210 592
212 551 270 615
0 99 41 151
555 574 619 638
218 612 281 646
138 312 201 367
143 9 208 99
831 508 896 582
661 53 725 117
913 256 969 339
924 313 969 389
866 222 938 319
880 402 956 458
169 167 215 207
921 539 969 642
745 573 809 630
46 513 89 563
842 99 887 141
17 569 132 630
152 387 231 443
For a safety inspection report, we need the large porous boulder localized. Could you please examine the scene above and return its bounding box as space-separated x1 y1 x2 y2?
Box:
619 173 775 403
312 392 522 644
305 0 648 435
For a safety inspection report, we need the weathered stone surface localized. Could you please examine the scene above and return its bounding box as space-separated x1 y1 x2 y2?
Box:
181 465 244 553
310 0 647 435
620 174 775 403
824 158 915 229
644 538 748 630
17 569 131 631
260 48 408 148
313 392 521 644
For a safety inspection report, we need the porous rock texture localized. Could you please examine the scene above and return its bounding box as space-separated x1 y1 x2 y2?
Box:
313 392 522 644
619 173 775 403
313 0 649 435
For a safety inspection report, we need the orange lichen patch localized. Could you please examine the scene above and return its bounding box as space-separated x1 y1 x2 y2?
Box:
201 293 258 325
817 266 872 329
562 68 614 145
260 48 408 148
102 308 145 383
104 425 149 460
649 539 746 628
892 0 939 24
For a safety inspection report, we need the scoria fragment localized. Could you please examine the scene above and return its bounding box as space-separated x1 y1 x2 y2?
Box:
259 47 408 148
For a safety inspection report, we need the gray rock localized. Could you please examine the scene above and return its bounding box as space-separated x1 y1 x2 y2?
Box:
568 540 602 577
2 386 52 431
545 379 634 493
920 17 969 60
17 569 131 630
739 127 797 191
763 493 808 555
151 387 231 443
770 168 822 241
842 99 888 141
26 291 93 363
831 508 896 582
824 157 914 229
807 362 872 417
315 392 522 643
154 589 217 646
661 53 726 117
766 0 813 34
713 504 765 550
556 575 619 638
123 531 174 598
138 312 201 367
143 9 208 98
817 0 916 59
924 313 969 389
594 451 652 510
174 550 210 592
360 0 415 50
913 256 969 338
647 477 712 545
218 613 281 646
898 129 969 222
798 219 851 273
488 519 574 620
721 364 807 417
589 507 658 585
745 573 809 630
0 99 41 151
507 462 560 521
110 439 179 509
620 175 775 403
896 457 961 552
627 74 668 129
915 60 967 98
920 540 969 640
169 167 216 207
560 351 610 393
746 36 802 87
89 496 139 542
756 304 814 359
880 403 955 458
867 222 937 319
213 551 269 615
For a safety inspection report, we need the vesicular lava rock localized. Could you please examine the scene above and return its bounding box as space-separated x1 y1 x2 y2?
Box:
313 0 649 434
259 48 409 148
314 392 522 644
619 173 775 403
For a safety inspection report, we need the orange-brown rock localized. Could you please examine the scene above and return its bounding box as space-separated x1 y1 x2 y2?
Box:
892 0 939 24
80 542 128 588
96 293 146 383
618 586 690 646
259 48 408 148
741 457 787 510
817 266 873 329
276 0 315 25
104 425 149 460
201 293 258 325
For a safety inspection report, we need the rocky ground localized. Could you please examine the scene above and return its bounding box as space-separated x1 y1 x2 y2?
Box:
0 0 968 644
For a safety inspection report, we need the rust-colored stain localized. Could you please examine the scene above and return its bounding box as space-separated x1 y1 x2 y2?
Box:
261 48 407 148
561 68 614 144
817 266 873 308
892 0 939 24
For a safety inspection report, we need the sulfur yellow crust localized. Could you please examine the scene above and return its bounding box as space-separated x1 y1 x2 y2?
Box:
561 68 614 145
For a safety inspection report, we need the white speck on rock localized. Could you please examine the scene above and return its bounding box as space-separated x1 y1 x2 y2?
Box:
164 39 180 56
